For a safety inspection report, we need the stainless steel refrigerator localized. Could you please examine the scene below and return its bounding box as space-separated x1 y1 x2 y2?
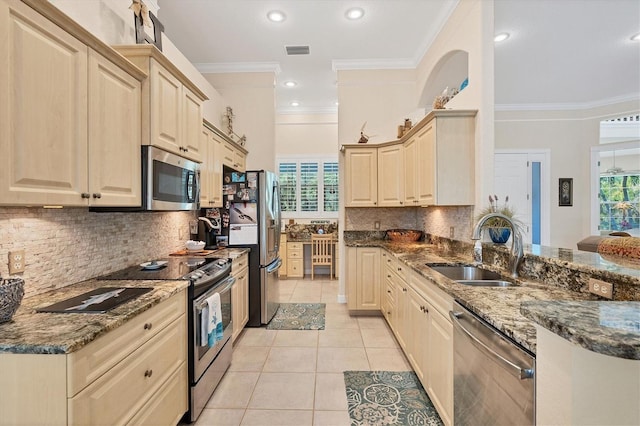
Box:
222 170 281 325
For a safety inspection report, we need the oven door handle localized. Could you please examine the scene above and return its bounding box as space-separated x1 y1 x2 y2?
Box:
195 276 236 310
449 310 534 380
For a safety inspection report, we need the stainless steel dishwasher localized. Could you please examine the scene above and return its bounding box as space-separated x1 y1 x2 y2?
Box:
449 301 535 425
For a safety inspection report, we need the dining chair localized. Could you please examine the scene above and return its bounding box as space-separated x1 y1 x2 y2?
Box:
311 234 333 280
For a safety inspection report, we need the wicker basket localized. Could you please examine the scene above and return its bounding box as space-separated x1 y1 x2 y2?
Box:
386 229 423 242
0 277 25 324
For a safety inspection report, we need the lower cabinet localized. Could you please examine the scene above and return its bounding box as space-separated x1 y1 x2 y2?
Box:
0 288 188 425
231 252 249 342
378 249 454 426
346 247 381 310
279 233 287 278
287 242 304 278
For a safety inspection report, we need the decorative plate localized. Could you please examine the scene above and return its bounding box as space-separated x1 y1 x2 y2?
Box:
140 260 168 270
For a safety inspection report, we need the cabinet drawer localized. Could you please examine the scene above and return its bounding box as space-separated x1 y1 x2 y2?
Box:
232 253 248 274
288 242 303 250
126 362 187 426
288 249 303 259
67 289 186 396
69 313 187 425
287 259 304 277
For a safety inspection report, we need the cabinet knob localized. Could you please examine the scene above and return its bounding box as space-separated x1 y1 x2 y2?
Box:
81 193 90 199
397 267 402 271
387 274 391 278
387 290 391 294
400 201 403 205
92 193 101 199
144 369 153 378
144 323 153 330
403 288 407 293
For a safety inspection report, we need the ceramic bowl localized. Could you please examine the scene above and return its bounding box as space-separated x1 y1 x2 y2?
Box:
185 240 206 251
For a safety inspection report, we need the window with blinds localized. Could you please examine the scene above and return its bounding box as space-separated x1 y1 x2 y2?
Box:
277 157 338 217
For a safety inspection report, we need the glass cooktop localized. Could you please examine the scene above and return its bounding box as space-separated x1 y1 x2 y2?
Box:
98 257 216 281
36 287 153 314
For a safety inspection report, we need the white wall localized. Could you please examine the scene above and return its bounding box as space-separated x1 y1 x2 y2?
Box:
276 113 338 156
495 99 640 248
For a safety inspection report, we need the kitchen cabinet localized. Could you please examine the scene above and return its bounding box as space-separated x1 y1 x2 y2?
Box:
381 251 407 349
279 233 288 277
113 45 208 163
200 122 225 208
0 0 145 207
287 242 304 278
377 143 405 207
344 147 378 207
403 135 418 204
222 139 248 172
0 289 188 425
346 246 381 310
231 252 249 342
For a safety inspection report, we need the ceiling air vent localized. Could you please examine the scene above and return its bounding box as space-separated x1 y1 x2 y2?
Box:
285 45 310 55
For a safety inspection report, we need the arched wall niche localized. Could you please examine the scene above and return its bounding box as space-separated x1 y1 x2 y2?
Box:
419 50 469 110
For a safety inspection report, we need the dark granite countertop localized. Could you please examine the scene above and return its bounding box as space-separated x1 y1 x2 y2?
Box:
344 236 617 356
0 278 188 355
521 301 640 360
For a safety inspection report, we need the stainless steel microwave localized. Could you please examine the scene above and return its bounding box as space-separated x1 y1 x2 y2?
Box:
142 146 199 211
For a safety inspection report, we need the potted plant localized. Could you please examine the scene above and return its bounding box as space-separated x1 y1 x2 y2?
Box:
476 195 522 243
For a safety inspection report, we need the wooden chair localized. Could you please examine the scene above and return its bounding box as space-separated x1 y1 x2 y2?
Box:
311 234 333 280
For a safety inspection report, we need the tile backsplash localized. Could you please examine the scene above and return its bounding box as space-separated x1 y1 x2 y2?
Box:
0 208 195 297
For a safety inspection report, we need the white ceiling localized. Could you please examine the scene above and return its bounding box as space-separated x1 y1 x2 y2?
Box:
157 0 640 114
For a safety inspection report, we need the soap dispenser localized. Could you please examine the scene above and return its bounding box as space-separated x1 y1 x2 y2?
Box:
473 240 483 264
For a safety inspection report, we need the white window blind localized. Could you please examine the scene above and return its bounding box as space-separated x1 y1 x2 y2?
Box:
279 162 297 212
276 157 338 217
323 162 339 212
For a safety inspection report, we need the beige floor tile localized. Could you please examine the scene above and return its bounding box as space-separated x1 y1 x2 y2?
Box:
320 292 340 304
324 302 349 312
206 372 260 409
248 372 316 410
366 347 412 371
318 329 363 348
314 373 349 411
313 410 352 426
263 347 317 372
316 347 370 372
357 315 388 329
228 346 270 372
195 408 245 426
324 312 360 330
288 293 322 303
240 409 313 425
235 327 277 347
273 330 319 347
360 326 399 348
276 293 292 303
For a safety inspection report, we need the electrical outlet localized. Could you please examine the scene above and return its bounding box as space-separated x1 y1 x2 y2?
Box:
8 250 25 274
588 278 613 299
374 221 380 230
449 226 455 238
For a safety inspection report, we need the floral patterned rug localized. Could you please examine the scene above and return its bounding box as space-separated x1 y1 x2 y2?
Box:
266 303 325 330
344 371 444 426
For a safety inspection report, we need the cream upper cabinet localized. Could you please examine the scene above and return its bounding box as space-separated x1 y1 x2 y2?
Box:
200 126 214 206
346 246 381 310
114 45 208 163
403 136 418 205
222 139 248 172
377 143 405 207
418 111 475 206
0 0 144 207
344 147 378 207
88 49 142 207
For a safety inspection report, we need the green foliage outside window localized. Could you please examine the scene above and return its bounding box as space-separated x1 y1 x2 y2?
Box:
599 174 640 232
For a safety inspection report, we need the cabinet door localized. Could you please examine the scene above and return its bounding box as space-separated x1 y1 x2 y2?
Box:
356 247 380 309
279 234 288 277
404 136 418 205
234 150 246 172
406 287 428 383
210 132 224 207
88 49 141 207
344 148 378 207
182 85 203 162
238 268 249 332
417 122 436 206
0 1 88 206
199 126 213 206
149 59 181 155
427 308 453 426
222 141 235 169
377 144 404 207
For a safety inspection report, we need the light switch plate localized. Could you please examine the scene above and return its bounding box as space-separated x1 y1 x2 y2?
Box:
8 250 25 274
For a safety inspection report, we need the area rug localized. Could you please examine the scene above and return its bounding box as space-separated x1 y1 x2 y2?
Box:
266 303 325 330
344 371 444 426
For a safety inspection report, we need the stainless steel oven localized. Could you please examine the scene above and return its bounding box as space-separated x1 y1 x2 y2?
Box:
189 273 234 421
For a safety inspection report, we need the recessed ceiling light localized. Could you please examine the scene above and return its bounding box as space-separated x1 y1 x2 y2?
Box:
345 7 364 20
335 101 339 106
267 10 286 23
631 32 640 41
284 81 297 88
494 32 510 42
290 101 300 107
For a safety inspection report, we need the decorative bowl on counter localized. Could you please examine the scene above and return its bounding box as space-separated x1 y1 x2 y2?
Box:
185 240 206 251
0 277 25 323
386 229 423 242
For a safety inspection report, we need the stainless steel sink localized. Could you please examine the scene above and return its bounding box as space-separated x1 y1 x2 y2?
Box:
428 265 515 287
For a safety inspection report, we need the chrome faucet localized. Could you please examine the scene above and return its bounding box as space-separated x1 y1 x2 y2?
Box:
472 213 524 278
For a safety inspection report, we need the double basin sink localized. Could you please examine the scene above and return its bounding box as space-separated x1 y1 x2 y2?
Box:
428 265 514 287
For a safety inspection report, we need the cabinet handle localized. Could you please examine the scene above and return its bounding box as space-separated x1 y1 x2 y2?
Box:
144 323 152 330
400 201 403 205
387 274 391 278
81 193 90 199
373 202 377 205
387 290 391 294
144 369 153 378
397 267 402 271
387 259 391 263
403 288 407 293
92 193 102 199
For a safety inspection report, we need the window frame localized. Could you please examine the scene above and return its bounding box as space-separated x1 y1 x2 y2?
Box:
276 155 339 219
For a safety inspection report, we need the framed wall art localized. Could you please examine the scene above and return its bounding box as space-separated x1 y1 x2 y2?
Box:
559 178 573 207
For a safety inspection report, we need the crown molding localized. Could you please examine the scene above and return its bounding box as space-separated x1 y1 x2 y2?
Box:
276 106 338 115
495 93 640 112
332 58 415 71
195 62 281 74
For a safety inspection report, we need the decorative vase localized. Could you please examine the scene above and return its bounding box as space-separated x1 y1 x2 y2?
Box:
488 227 511 244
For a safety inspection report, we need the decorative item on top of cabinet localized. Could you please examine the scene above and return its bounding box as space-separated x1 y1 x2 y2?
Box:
112 45 208 163
0 0 146 207
130 1 164 51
